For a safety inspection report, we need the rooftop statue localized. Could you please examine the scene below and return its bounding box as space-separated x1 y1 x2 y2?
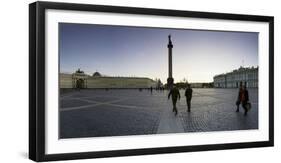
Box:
76 68 84 74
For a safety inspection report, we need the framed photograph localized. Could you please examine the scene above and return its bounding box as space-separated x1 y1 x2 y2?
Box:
29 1 274 162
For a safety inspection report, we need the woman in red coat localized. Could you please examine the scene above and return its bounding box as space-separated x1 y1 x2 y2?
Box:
241 85 249 116
236 84 249 115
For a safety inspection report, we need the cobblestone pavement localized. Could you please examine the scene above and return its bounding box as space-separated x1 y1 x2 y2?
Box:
59 88 258 139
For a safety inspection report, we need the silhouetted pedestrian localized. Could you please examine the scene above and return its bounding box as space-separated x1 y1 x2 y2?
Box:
150 86 153 94
236 83 243 112
241 85 250 116
185 84 193 112
168 85 181 115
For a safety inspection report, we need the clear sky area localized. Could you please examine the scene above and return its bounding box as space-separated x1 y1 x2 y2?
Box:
59 23 258 83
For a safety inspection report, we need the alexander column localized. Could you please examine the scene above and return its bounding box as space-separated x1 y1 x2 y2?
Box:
167 35 174 89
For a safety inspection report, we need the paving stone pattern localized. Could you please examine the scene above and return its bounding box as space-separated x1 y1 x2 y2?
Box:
59 88 258 138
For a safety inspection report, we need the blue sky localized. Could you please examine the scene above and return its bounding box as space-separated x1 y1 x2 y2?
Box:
59 23 258 83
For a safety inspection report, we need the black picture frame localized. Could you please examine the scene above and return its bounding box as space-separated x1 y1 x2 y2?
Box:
29 1 274 162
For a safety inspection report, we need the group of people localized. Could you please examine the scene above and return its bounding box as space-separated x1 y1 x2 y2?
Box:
168 84 193 115
168 82 250 116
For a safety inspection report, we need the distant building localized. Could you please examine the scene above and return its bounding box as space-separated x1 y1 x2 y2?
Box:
189 83 203 88
213 66 258 88
188 82 213 88
60 69 158 89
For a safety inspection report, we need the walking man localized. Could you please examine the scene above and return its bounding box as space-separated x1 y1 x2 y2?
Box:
168 84 181 116
185 84 193 112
